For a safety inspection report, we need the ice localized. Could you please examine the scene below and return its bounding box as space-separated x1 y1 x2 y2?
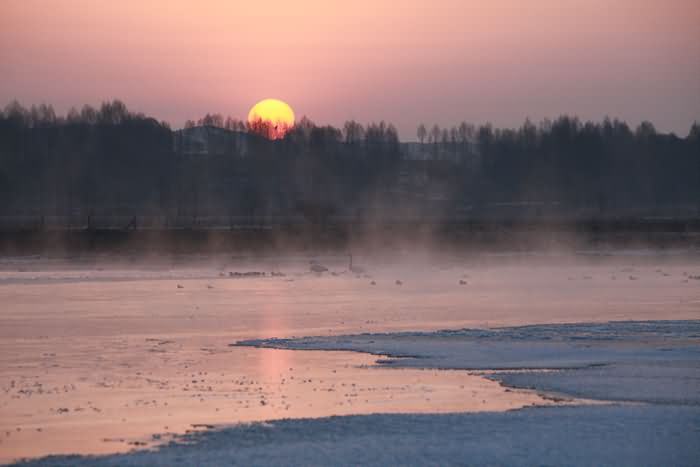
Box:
3 256 700 465
10 320 700 466
11 406 700 466
238 320 700 404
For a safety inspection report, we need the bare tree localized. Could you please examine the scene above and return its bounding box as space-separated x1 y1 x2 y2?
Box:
343 120 364 145
198 113 224 128
224 116 247 132
429 124 440 144
417 123 427 144
689 122 700 141
80 105 98 124
66 107 81 124
248 117 290 139
224 116 236 130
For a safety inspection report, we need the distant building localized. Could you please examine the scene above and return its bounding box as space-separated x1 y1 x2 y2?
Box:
173 126 250 157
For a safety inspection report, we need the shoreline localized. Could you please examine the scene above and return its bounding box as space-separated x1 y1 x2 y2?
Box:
5 318 699 465
2 261 699 463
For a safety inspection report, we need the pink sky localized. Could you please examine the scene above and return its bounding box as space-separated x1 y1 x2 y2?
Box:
1 0 699 138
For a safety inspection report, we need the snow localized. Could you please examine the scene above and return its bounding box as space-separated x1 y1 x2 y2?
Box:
9 320 700 466
12 407 700 466
237 321 700 405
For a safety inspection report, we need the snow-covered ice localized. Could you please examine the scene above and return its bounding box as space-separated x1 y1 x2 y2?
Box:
10 320 700 466
3 256 700 465
240 320 700 405
11 407 700 466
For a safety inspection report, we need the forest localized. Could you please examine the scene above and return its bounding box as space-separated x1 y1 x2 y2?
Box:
0 100 698 230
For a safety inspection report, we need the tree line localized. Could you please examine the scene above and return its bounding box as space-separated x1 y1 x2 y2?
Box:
416 118 699 213
0 100 698 228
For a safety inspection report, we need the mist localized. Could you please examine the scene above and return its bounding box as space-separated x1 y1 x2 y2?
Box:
1 100 699 255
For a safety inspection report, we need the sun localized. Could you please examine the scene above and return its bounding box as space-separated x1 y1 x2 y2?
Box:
247 98 295 139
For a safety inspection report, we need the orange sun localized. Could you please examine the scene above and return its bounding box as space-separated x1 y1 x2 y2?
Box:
247 98 295 139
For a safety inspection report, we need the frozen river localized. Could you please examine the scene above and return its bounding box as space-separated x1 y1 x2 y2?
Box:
1 252 699 464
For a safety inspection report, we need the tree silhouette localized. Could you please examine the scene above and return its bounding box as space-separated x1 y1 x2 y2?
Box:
343 120 364 145
247 117 291 140
0 100 698 229
417 123 427 144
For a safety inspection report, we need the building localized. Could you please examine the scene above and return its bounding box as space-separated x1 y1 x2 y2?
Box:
173 126 250 157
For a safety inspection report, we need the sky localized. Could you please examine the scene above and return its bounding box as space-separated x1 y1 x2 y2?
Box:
1 0 699 138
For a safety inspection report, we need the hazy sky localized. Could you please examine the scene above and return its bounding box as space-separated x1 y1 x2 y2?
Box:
1 0 699 138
